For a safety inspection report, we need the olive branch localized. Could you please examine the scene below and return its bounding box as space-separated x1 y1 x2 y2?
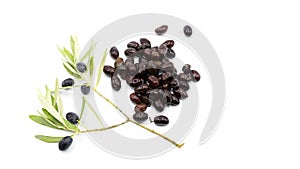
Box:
29 36 184 151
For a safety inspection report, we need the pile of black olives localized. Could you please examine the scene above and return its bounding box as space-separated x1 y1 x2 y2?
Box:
103 37 200 126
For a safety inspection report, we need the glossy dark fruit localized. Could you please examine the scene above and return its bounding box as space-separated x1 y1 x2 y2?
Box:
191 70 201 82
178 73 189 81
139 95 151 107
135 103 147 113
165 48 175 59
179 80 190 91
163 40 175 48
130 93 142 104
103 65 115 77
124 48 137 56
114 57 124 68
76 62 87 73
81 84 90 95
160 72 173 83
133 112 148 123
129 78 143 87
174 88 188 100
185 72 193 82
58 136 73 151
184 25 192 37
182 64 191 73
158 44 168 55
155 25 168 35
127 41 140 50
134 84 149 95
140 38 151 48
161 62 174 72
61 78 74 87
164 90 172 105
111 76 121 91
153 115 169 126
169 78 179 90
150 50 161 60
126 75 134 85
153 99 164 112
170 94 180 106
66 112 79 124
148 75 160 88
110 46 119 59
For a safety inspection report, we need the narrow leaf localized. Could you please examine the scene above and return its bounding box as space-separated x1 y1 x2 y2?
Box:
79 96 86 119
63 47 74 64
64 119 77 131
63 62 81 79
89 56 94 78
45 85 52 104
29 115 60 129
37 89 66 126
95 49 107 87
58 96 64 116
41 108 64 128
70 35 79 61
80 42 96 62
53 78 59 107
51 95 59 112
35 135 64 143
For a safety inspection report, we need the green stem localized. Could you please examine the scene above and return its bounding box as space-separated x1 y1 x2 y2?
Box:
79 119 129 134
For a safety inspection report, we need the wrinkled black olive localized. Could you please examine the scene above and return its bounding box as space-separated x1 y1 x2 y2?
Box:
155 25 168 35
110 46 119 59
133 112 148 123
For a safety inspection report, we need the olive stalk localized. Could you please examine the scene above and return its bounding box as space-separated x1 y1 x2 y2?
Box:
91 86 184 148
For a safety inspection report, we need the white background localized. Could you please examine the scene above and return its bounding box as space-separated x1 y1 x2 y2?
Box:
0 0 299 168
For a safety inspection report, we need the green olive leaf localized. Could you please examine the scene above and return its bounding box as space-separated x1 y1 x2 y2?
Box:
37 89 66 126
89 56 94 78
79 96 86 119
41 108 65 128
95 49 107 87
80 41 96 62
53 78 59 107
35 135 64 143
70 35 79 61
29 115 61 130
63 119 77 131
63 62 81 79
58 96 64 116
58 46 73 64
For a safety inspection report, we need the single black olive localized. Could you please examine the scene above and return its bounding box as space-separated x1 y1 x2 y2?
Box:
66 112 79 124
110 46 119 59
76 62 87 73
61 78 74 87
58 136 73 151
81 84 90 95
133 112 148 123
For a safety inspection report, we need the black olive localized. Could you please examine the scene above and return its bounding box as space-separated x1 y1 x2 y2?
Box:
76 62 87 73
61 78 74 87
140 38 151 48
191 70 201 82
58 136 73 151
165 48 175 59
81 84 90 95
103 65 115 77
111 76 121 91
155 25 168 35
133 112 148 123
130 93 142 104
184 25 192 37
127 41 139 50
153 99 165 112
135 103 147 113
124 48 137 57
182 64 191 73
151 115 169 126
162 40 175 48
110 46 119 59
66 112 79 124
